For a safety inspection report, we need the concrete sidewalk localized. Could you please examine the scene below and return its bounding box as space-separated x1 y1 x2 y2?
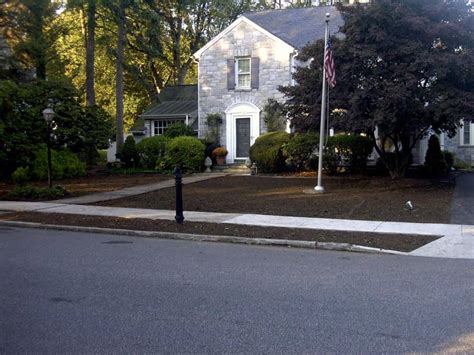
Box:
0 201 473 260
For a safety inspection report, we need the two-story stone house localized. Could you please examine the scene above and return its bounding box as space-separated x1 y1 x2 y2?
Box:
193 6 343 163
193 5 473 166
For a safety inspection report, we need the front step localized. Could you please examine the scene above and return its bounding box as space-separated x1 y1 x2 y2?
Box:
212 163 251 175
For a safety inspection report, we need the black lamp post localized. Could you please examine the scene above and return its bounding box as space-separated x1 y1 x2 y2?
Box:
42 108 55 188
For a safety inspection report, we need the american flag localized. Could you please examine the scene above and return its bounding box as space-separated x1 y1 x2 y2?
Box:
324 36 336 88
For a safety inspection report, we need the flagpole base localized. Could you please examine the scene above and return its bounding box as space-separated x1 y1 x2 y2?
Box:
314 185 325 193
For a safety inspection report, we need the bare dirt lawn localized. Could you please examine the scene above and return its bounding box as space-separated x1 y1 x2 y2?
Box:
0 173 172 199
96 175 454 223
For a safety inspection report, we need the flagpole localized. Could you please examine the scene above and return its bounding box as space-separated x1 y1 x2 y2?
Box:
314 13 330 193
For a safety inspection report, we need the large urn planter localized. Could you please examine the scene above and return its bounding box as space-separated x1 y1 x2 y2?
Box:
212 147 228 166
216 156 226 166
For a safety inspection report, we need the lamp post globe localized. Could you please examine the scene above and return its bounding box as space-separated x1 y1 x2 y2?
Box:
42 108 55 188
42 108 55 122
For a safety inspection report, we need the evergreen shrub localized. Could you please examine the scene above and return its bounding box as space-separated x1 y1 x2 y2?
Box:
164 136 205 172
136 135 169 169
249 131 290 173
282 131 319 171
120 136 140 168
326 134 373 172
11 167 30 186
30 145 86 180
424 135 447 177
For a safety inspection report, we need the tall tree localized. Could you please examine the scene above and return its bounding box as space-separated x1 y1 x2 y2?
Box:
114 0 127 151
86 0 96 106
1 0 62 80
281 0 474 178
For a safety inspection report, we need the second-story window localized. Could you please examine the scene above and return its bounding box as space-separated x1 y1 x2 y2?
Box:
236 57 251 90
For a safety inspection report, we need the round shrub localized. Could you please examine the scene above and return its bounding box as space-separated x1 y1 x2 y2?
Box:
136 135 170 169
164 122 196 138
165 136 205 172
30 145 86 180
282 131 319 171
325 134 373 173
249 131 290 173
11 167 30 186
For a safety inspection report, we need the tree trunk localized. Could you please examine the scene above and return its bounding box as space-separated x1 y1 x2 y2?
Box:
86 0 96 107
115 0 126 153
33 4 47 80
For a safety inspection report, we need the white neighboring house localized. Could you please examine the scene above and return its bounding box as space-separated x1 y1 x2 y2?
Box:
193 5 474 166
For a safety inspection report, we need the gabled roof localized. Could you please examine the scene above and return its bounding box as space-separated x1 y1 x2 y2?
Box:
244 6 343 49
139 85 197 119
194 6 343 58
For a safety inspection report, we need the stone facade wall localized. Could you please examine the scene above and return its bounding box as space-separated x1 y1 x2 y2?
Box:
198 20 293 141
444 133 474 166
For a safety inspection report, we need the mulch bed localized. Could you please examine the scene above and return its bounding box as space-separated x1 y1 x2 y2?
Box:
96 175 453 223
0 173 172 199
0 212 438 252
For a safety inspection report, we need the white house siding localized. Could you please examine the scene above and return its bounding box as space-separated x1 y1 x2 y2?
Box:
198 20 294 161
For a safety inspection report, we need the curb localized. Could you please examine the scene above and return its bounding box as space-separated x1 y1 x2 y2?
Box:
0 220 408 256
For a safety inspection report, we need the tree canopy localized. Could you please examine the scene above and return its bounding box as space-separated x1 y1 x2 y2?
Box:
281 0 474 178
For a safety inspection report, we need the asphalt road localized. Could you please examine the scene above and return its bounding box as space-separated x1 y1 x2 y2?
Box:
1 227 473 353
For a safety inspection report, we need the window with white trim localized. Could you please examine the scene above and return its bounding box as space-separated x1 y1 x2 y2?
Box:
461 119 473 145
236 57 251 90
153 119 182 135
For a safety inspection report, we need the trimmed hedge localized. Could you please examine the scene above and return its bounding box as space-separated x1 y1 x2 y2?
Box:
282 131 319 171
163 136 205 172
249 131 290 173
325 134 373 173
136 135 169 169
30 145 86 180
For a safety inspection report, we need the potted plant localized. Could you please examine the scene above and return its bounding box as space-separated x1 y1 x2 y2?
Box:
212 147 228 166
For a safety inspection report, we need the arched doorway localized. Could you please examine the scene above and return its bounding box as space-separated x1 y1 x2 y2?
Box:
224 102 260 163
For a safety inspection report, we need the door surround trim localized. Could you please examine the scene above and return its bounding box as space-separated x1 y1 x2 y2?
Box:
225 102 260 163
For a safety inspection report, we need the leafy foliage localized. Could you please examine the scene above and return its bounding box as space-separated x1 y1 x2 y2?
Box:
119 135 140 168
29 145 86 180
249 131 290 173
263 99 287 132
281 0 474 178
163 122 196 138
6 185 67 200
326 134 373 173
11 167 30 186
205 113 223 144
282 131 319 171
0 79 112 178
163 136 205 173
136 135 170 169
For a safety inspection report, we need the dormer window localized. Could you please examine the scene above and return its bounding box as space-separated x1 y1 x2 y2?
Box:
236 57 251 89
